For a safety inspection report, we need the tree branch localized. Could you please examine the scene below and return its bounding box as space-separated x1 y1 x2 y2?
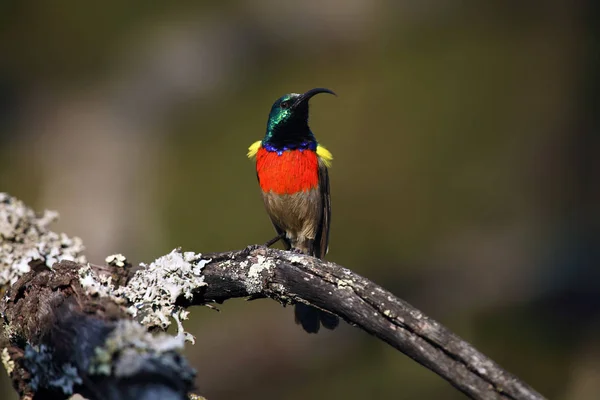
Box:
0 193 546 400
184 247 545 400
0 194 197 400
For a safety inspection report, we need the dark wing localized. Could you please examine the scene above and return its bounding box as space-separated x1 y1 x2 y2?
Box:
313 160 331 259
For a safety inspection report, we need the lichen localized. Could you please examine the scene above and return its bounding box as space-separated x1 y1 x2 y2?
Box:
245 255 275 293
0 193 86 287
89 320 188 378
288 254 306 264
78 266 118 299
78 249 206 342
3 322 16 342
337 279 354 289
2 347 14 375
114 249 207 330
23 344 82 394
105 254 127 267
410 310 422 320
78 249 207 335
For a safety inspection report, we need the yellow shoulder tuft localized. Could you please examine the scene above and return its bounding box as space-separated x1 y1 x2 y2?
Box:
247 140 262 158
316 145 333 167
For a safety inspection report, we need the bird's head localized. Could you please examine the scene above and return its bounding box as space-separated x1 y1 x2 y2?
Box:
263 88 335 150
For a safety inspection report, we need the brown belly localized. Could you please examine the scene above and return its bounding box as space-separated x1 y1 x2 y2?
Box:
261 189 322 252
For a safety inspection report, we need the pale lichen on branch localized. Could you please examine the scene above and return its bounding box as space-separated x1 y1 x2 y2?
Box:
0 194 198 400
0 193 86 287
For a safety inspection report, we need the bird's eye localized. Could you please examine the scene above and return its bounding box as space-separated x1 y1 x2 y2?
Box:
280 101 291 109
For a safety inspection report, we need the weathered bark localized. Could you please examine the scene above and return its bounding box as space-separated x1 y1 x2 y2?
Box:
184 247 545 400
0 193 546 400
0 194 196 400
0 259 196 400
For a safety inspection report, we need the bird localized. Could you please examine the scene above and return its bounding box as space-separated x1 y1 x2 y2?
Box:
247 88 339 333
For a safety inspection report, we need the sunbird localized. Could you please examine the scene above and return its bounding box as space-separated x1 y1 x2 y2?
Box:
248 88 339 333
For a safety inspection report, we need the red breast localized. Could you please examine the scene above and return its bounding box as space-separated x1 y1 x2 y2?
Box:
256 147 319 195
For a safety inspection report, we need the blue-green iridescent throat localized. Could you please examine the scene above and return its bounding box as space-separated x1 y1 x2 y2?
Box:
262 88 335 154
263 93 316 153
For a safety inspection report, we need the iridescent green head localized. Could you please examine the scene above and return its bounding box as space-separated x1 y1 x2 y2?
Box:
263 88 336 151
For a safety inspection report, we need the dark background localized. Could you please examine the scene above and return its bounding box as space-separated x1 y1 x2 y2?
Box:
1 1 598 399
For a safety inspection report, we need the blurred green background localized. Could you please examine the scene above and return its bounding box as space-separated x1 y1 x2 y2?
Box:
1 1 598 399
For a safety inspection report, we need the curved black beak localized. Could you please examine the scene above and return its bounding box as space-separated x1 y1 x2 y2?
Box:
292 87 336 109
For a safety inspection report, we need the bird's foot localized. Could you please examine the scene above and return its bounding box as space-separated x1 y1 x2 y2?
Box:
290 248 305 255
242 244 261 256
264 232 285 248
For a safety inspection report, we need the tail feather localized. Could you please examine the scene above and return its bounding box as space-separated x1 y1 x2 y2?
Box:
294 305 339 333
319 310 340 330
291 241 340 333
294 289 339 333
294 303 321 333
